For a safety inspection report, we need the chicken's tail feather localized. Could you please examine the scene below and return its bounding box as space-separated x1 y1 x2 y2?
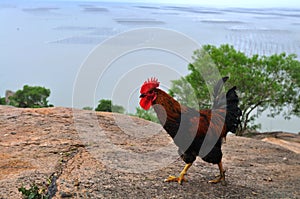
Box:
212 77 241 134
225 86 242 133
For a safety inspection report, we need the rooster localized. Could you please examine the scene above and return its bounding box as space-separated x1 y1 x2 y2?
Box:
139 77 241 185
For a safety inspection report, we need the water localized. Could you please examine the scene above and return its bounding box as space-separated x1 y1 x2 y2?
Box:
0 1 299 133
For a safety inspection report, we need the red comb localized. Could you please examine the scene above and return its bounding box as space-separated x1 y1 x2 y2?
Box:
140 77 160 93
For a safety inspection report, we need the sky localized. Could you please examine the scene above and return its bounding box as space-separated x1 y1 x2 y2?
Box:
59 0 300 8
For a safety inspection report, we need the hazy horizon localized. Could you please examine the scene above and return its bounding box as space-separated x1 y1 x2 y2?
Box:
34 0 300 8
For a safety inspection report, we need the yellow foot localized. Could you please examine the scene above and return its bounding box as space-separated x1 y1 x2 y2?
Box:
208 172 226 186
164 175 187 184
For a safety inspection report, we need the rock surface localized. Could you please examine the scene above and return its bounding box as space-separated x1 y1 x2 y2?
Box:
0 105 299 198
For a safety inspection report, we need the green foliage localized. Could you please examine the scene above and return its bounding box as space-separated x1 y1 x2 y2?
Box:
169 77 199 108
18 184 48 199
82 106 93 110
112 104 125 114
9 85 51 108
0 97 5 105
95 99 112 112
169 44 300 135
134 107 159 123
95 99 125 114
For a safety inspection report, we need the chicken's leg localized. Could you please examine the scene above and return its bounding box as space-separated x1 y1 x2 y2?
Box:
164 163 192 184
208 161 226 186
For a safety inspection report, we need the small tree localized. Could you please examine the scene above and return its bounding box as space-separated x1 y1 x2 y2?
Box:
95 99 125 114
0 97 5 105
170 44 300 135
9 85 52 108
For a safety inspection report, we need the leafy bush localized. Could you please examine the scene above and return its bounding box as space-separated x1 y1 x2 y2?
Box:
95 99 125 114
18 184 48 199
9 85 52 108
0 97 5 105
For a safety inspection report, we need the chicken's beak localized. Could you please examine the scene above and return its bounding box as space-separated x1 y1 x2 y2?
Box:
140 94 146 98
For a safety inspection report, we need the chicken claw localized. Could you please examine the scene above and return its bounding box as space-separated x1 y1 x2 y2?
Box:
208 171 226 186
208 161 227 185
164 175 188 184
164 163 192 184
